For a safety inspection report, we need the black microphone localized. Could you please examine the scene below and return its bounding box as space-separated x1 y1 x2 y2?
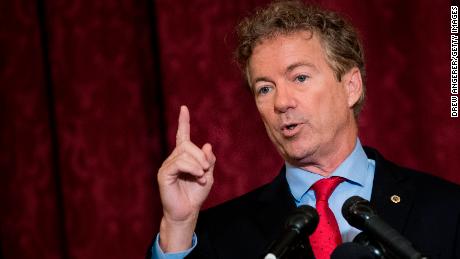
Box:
264 205 319 259
331 242 381 259
342 196 424 259
352 232 387 258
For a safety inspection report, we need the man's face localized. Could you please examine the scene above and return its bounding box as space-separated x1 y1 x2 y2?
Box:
248 31 360 169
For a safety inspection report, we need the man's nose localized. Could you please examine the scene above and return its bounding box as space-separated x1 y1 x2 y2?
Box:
274 84 296 113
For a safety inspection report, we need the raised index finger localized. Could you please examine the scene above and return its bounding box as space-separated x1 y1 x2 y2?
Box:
176 105 190 145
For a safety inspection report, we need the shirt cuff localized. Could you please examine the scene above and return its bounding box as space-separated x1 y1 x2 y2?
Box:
151 232 197 259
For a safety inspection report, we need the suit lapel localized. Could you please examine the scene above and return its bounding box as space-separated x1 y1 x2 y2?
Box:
365 147 416 233
253 167 297 243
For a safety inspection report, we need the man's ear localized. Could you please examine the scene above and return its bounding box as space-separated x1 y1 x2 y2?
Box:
343 67 363 108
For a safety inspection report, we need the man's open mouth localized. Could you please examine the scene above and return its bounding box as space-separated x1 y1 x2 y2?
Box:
280 123 302 137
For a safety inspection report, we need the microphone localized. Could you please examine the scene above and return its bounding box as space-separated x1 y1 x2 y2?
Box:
264 205 319 259
352 232 387 258
331 242 381 259
342 196 424 259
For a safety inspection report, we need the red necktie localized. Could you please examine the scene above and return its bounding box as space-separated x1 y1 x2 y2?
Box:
309 177 344 259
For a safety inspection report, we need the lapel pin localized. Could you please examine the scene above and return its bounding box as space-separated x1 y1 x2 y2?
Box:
390 195 401 204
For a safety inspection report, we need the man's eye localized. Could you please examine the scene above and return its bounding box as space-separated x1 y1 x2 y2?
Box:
296 75 309 82
258 86 271 95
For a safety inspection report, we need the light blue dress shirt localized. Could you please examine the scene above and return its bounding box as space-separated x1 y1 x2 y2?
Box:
152 139 375 258
285 139 375 242
151 233 197 259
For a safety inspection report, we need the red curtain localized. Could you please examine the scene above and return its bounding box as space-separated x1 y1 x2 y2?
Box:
1 0 458 258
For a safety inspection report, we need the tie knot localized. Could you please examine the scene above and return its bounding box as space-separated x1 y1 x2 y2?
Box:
311 176 344 202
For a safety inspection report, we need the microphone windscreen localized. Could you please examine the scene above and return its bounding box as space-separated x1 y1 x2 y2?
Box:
341 196 374 229
331 242 379 259
285 205 319 235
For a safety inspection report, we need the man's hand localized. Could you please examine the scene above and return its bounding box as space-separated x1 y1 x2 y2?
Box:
157 105 216 252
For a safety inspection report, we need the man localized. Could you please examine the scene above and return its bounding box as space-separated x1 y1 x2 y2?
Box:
150 1 460 258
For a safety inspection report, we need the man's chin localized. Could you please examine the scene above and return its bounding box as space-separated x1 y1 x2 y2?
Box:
282 148 316 165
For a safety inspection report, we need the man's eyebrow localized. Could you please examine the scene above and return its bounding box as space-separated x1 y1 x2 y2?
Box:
253 76 273 84
286 62 317 72
252 62 317 85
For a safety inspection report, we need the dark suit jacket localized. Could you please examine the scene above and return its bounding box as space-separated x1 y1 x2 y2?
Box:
150 147 460 258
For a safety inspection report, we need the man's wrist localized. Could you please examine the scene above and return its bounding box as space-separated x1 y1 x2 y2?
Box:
153 232 197 259
159 215 198 252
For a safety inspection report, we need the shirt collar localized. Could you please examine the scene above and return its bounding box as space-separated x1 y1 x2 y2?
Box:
285 138 369 203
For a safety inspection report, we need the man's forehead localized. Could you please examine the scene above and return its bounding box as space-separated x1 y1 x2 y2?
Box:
246 32 325 82
248 31 323 65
